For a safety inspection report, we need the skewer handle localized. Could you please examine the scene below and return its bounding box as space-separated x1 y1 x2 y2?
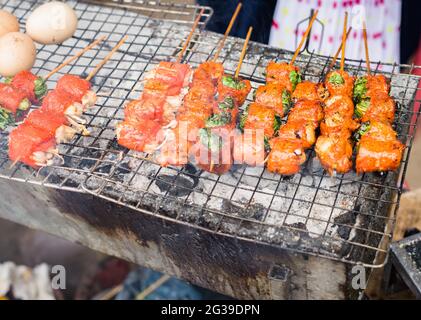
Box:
85 35 128 82
135 274 171 300
234 26 253 79
45 36 106 80
340 12 348 72
329 27 351 70
290 10 319 65
8 158 20 170
213 3 242 61
363 21 371 75
176 8 205 63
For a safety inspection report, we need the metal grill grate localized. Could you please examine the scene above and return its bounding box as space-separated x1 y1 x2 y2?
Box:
0 0 420 267
0 0 211 191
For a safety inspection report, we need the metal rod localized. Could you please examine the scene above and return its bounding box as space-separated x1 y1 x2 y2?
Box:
290 10 318 65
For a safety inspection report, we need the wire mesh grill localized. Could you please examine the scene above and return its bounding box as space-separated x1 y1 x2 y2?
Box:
0 0 420 267
0 0 211 191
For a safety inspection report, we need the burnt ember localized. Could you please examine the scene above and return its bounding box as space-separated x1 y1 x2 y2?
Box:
155 174 197 197
333 210 358 240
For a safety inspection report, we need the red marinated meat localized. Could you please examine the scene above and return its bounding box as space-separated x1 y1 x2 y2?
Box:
0 83 28 114
56 74 91 101
10 70 39 104
41 90 75 115
9 123 56 168
124 97 165 122
116 119 163 152
25 109 67 136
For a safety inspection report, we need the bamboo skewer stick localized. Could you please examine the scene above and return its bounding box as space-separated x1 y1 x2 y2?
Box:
45 36 106 80
86 35 128 81
135 274 171 300
8 158 19 170
80 36 128 138
340 12 348 72
234 26 253 79
363 21 371 75
329 27 351 69
213 3 242 61
209 26 252 172
176 8 205 63
290 10 319 65
98 284 124 300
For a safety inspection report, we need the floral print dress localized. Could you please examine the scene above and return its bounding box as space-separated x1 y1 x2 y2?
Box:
269 0 401 70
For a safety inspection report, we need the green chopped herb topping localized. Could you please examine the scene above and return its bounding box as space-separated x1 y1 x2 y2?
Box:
34 77 47 101
3 77 12 84
273 114 282 133
353 76 368 101
218 96 235 111
0 108 13 131
289 70 302 90
222 76 246 90
18 98 30 111
239 105 249 131
353 121 371 142
205 112 232 128
264 136 270 151
281 89 291 114
198 128 223 153
355 98 370 118
328 72 345 85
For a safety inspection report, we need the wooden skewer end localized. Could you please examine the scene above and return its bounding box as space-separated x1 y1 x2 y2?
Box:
234 26 253 79
176 8 205 63
45 36 106 80
85 35 128 82
290 10 319 66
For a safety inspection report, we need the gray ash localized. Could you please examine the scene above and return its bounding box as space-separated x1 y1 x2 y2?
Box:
405 240 421 270
155 174 197 197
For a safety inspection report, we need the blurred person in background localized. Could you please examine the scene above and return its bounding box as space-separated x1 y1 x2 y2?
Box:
197 0 420 67
196 0 277 44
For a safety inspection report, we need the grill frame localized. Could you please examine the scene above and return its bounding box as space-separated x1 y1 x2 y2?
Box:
0 0 420 268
